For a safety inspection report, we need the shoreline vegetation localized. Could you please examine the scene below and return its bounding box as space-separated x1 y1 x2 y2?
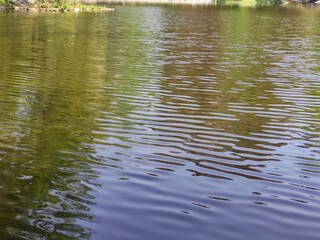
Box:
0 0 115 12
81 0 319 4
13 5 114 12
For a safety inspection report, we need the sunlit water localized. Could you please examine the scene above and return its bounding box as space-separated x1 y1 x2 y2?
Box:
0 5 320 239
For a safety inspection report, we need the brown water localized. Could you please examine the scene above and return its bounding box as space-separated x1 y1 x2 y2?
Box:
0 5 320 240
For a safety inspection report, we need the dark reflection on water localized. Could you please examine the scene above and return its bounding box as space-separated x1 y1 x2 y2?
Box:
1 5 320 240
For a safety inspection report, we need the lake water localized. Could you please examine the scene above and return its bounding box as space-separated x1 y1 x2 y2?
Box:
0 4 320 240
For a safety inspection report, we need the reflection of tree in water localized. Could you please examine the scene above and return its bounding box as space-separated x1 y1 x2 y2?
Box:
0 14 110 239
0 10 156 238
154 7 292 179
150 6 320 184
97 8 158 129
156 8 279 137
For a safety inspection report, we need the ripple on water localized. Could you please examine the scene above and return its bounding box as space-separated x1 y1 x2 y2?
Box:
1 5 320 240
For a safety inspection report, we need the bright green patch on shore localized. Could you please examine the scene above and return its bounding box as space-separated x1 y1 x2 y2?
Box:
3 0 113 12
35 2 113 12
0 0 10 6
35 0 78 9
0 0 113 12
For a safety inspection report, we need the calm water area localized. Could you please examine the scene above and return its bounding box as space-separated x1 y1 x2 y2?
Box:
0 4 320 239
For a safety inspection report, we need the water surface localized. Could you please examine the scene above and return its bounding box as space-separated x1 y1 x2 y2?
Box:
0 5 320 240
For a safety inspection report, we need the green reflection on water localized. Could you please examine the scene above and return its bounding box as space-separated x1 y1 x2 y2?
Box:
0 9 157 238
0 12 108 238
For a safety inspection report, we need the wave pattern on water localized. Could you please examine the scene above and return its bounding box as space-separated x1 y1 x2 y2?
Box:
0 5 320 240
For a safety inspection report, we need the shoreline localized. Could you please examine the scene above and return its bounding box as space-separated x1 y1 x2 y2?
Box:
1 0 319 11
78 0 320 5
82 0 212 4
0 3 115 11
